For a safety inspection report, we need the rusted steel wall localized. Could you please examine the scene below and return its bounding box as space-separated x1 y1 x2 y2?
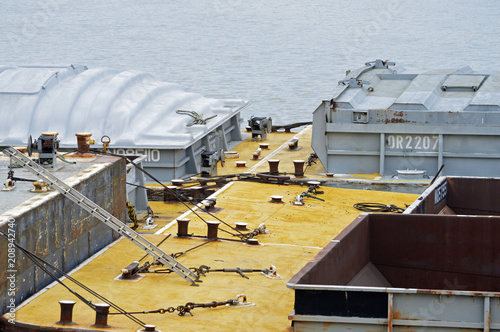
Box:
407 177 500 215
448 177 500 215
291 213 500 292
0 157 125 315
289 212 500 330
406 177 448 214
370 214 500 292
289 214 370 286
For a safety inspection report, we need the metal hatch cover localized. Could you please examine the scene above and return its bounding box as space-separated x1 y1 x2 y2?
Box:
441 74 487 91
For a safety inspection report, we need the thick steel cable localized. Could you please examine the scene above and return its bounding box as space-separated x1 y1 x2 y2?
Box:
91 149 248 239
0 230 146 327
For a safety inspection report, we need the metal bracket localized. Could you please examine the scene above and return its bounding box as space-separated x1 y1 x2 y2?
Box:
338 78 371 88
365 59 396 69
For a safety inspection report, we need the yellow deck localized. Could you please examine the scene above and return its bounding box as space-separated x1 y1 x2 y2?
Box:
9 127 419 331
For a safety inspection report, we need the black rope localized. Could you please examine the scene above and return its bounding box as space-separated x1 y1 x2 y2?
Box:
353 202 405 213
91 149 250 240
0 230 146 327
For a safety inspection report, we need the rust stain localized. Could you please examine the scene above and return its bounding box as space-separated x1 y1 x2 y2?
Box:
385 117 409 124
393 110 404 117
393 310 402 319
322 322 333 330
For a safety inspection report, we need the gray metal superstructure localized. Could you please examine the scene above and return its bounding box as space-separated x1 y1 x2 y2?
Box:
312 59 500 178
0 65 248 181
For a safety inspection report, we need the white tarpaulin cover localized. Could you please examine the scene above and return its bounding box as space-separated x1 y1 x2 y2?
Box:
0 65 248 148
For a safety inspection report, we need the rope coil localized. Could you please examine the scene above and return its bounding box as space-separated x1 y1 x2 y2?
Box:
353 202 405 213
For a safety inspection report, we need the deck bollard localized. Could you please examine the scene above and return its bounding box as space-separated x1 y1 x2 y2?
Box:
206 220 221 240
56 300 76 325
288 138 299 150
92 303 111 328
270 195 284 203
163 186 178 201
268 159 280 174
176 218 190 237
252 148 262 160
171 179 184 187
75 133 92 153
235 222 249 232
293 160 305 177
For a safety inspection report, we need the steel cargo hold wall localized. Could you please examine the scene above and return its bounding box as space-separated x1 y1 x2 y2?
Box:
406 176 500 215
288 213 500 331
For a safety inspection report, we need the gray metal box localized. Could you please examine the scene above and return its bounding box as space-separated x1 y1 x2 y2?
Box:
312 60 500 179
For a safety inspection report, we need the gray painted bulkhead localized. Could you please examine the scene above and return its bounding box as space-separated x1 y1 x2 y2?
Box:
112 114 242 181
312 60 500 178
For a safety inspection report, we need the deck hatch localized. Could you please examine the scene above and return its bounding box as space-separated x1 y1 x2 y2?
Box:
441 74 487 92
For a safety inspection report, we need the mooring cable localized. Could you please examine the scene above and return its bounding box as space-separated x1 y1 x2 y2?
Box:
0 230 146 327
90 149 249 240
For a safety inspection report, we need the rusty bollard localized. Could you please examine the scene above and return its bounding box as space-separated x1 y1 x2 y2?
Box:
176 218 190 237
235 222 250 232
293 160 305 177
206 221 221 240
270 195 284 203
171 179 184 187
75 133 92 153
288 138 299 150
92 303 111 328
56 300 76 325
246 238 260 245
268 159 280 174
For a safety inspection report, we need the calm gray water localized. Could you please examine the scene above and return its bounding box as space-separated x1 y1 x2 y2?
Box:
1 0 499 124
